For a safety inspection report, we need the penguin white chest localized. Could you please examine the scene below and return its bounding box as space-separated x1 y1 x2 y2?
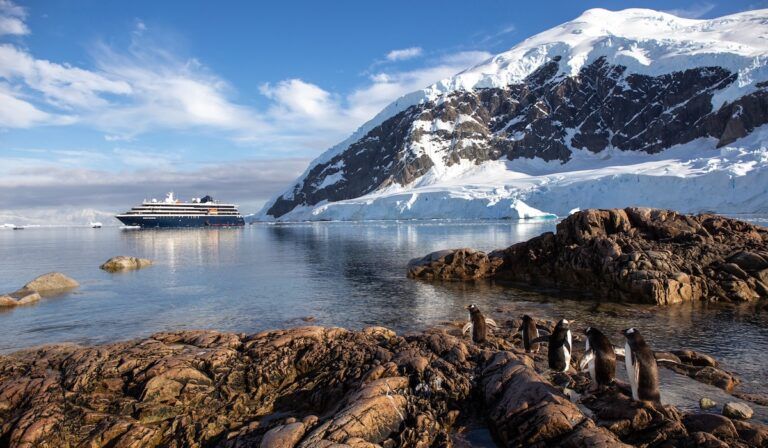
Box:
585 339 596 380
625 341 639 400
561 330 572 372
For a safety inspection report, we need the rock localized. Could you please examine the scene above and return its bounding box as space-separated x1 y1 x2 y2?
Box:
261 422 307 448
732 420 768 446
700 397 717 410
723 402 754 420
683 413 739 439
408 208 768 305
0 292 41 307
17 272 79 294
407 248 498 280
0 325 762 447
694 366 739 392
100 256 153 272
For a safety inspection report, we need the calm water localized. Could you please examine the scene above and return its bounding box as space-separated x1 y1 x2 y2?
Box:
1 221 767 421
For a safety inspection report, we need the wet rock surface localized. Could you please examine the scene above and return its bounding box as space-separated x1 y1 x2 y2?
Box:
100 256 153 272
1 324 765 447
16 272 79 295
409 208 768 305
0 272 78 308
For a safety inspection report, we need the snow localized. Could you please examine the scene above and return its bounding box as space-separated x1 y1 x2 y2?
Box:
262 125 768 221
258 8 768 221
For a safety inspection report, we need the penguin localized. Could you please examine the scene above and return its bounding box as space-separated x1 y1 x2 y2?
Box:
462 304 497 343
519 314 541 353
621 328 661 402
547 319 573 372
579 327 616 387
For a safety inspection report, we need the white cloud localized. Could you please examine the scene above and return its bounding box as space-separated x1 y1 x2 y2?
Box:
385 47 423 62
663 2 716 19
0 2 490 156
250 50 492 149
260 79 342 128
0 83 63 127
0 44 133 109
0 0 27 36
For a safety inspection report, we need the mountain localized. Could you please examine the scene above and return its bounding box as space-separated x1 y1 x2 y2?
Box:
257 8 768 221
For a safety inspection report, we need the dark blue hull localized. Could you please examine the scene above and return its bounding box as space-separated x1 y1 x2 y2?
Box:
116 215 245 228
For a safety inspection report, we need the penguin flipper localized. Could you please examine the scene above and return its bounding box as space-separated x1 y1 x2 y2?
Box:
530 336 549 344
462 322 473 335
536 325 551 334
485 318 498 328
613 347 626 357
579 350 594 371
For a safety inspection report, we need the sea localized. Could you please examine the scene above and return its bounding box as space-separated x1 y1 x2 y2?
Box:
1 219 767 423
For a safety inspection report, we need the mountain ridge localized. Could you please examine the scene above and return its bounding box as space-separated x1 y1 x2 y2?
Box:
258 8 768 221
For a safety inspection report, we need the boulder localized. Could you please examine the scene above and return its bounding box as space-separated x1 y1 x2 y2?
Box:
723 402 754 420
407 248 497 280
700 397 717 410
0 292 42 307
17 272 78 294
100 256 153 272
408 208 768 305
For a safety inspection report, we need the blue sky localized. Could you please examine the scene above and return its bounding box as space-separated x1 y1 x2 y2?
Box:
0 0 764 221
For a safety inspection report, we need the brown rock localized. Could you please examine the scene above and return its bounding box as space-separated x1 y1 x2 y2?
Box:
723 402 754 420
100 256 153 272
408 208 768 305
407 248 497 280
17 272 79 294
683 413 739 439
0 292 41 307
261 422 307 448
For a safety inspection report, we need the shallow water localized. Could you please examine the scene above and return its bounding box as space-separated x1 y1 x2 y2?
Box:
1 220 767 422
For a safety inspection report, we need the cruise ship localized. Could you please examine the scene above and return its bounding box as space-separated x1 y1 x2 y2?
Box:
116 192 245 228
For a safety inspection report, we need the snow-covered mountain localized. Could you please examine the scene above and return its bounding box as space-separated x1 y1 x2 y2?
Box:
257 8 768 221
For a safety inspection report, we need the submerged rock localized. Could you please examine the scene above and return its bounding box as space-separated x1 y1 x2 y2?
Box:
700 397 717 410
100 256 153 272
409 208 768 305
0 292 41 307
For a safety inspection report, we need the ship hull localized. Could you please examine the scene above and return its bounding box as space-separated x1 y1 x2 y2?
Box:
115 215 245 228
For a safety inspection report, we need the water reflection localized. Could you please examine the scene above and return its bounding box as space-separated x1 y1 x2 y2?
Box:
0 220 766 422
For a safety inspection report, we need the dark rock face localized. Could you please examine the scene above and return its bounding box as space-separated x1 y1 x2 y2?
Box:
406 248 499 281
1 325 766 447
409 208 768 304
267 57 768 218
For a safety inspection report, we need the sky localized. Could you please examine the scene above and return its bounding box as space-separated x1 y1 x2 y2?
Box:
0 0 765 223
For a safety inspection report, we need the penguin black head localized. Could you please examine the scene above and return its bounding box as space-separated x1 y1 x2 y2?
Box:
555 319 570 330
522 314 533 323
584 326 593 336
467 304 481 315
622 327 644 344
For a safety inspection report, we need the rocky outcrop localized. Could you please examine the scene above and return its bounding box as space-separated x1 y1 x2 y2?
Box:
409 208 768 304
406 248 498 281
100 256 153 272
1 324 765 447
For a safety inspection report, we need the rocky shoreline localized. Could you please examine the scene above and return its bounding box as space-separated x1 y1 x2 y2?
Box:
408 208 768 305
1 321 766 447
